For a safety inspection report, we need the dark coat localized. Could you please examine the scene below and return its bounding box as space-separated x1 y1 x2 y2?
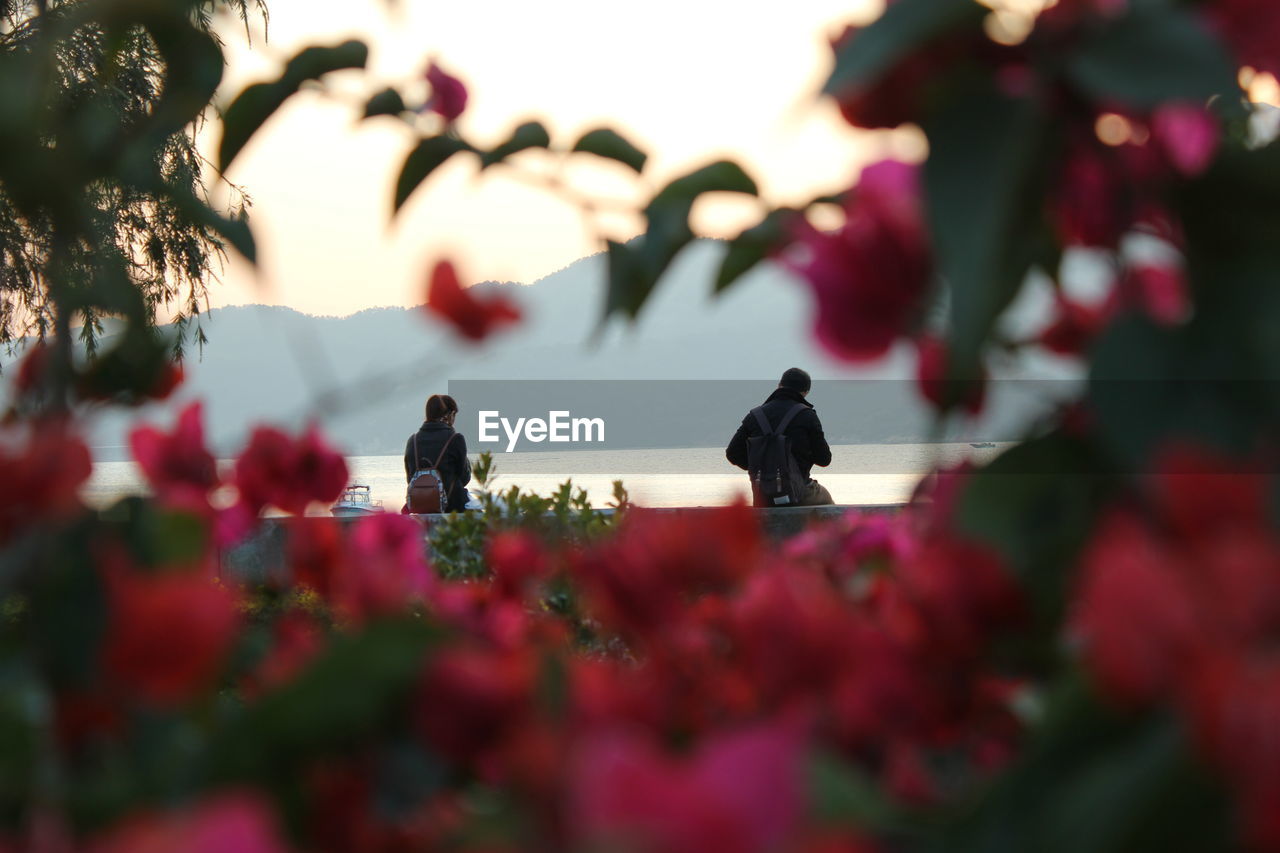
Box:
725 387 832 481
404 421 472 512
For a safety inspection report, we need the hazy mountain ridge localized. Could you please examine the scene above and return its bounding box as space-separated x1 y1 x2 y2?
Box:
3 240 1076 458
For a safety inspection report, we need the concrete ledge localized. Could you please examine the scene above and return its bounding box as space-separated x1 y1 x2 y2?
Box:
218 505 902 583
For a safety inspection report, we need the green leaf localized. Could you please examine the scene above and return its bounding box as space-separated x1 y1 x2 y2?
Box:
281 41 369 88
1068 6 1238 109
479 121 551 169
145 18 225 139
923 90 1048 379
823 0 980 98
650 159 758 208
943 676 1231 853
220 40 369 170
603 160 759 322
715 208 793 294
807 751 902 830
955 432 1108 629
571 127 648 173
363 87 407 120
394 135 471 213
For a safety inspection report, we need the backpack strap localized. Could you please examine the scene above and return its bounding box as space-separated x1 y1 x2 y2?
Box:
433 431 458 469
776 403 807 434
408 435 421 473
750 406 772 436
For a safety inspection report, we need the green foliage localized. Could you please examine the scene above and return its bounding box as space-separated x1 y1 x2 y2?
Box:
479 120 551 169
603 159 758 322
823 0 980 99
922 89 1048 383
0 0 260 362
218 39 368 170
394 134 472 213
571 127 648 173
1066 4 1239 109
427 452 625 580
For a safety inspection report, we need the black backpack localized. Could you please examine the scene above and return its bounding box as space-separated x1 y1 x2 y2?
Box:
745 403 808 507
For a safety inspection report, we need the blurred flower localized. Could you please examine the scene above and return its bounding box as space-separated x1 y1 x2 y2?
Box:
784 160 932 362
1206 0 1280 78
424 61 468 121
337 513 434 622
568 721 806 853
89 792 289 853
425 260 522 342
234 425 348 516
102 559 240 706
130 402 218 509
1038 293 1108 357
0 421 91 543
1151 102 1220 177
915 336 985 415
1113 262 1189 326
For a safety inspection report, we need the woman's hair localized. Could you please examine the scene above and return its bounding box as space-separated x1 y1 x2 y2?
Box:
425 394 459 422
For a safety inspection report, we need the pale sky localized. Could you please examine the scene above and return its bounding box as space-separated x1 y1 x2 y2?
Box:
207 0 924 316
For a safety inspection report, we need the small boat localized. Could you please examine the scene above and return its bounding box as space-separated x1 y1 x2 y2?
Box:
331 484 384 517
970 441 996 449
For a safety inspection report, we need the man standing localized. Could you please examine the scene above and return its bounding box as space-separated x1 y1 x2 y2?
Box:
726 368 834 506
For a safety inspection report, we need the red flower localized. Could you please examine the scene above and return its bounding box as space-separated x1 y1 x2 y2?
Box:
1050 143 1129 249
574 503 760 640
486 530 550 599
415 646 536 767
425 260 522 342
0 421 92 543
234 424 348 516
89 792 289 853
130 402 219 508
1038 293 1108 356
424 61 468 121
1114 262 1189 326
102 560 241 706
914 336 985 415
568 721 806 853
784 160 932 362
1206 0 1280 78
336 513 433 622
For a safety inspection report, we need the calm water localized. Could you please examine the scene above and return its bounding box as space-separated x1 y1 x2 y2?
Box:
83 443 1008 512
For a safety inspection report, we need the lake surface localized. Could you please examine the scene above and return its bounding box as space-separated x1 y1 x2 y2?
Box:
83 443 1009 512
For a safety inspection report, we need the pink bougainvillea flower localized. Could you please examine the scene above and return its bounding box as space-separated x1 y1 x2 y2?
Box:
234 424 348 516
1038 293 1108 357
568 721 806 853
1050 143 1129 249
486 530 550 599
0 421 92 543
424 61 468 121
102 558 241 706
336 512 434 622
425 260 522 342
89 792 289 853
1114 262 1190 326
784 160 932 362
914 336 985 415
1151 102 1220 177
415 645 536 766
130 402 219 508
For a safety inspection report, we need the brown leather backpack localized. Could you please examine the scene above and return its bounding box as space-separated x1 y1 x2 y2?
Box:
406 432 457 514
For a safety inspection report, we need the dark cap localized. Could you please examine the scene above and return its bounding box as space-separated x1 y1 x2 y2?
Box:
779 367 811 393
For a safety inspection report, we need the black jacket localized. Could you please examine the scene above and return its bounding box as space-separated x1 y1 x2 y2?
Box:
726 387 832 481
404 421 472 512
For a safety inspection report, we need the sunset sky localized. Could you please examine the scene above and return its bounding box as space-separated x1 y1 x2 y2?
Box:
208 0 925 317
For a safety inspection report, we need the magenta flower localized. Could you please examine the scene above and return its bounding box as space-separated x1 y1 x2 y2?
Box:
784 160 932 362
424 61 468 122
